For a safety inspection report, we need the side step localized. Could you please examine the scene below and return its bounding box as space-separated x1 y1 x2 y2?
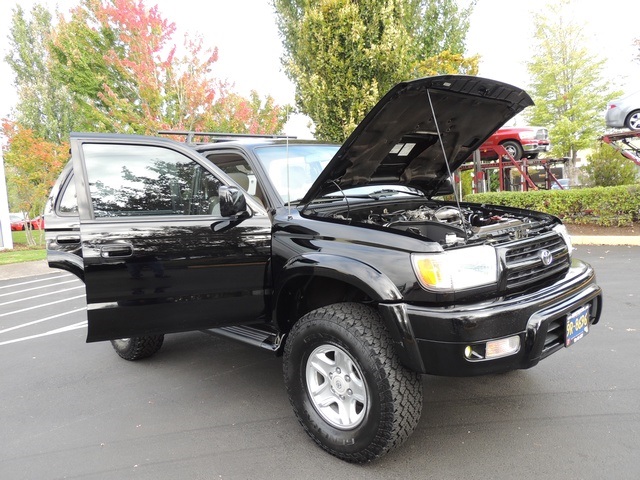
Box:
202 325 282 352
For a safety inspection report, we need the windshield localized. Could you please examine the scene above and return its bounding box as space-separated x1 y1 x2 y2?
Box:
254 144 422 204
254 144 338 203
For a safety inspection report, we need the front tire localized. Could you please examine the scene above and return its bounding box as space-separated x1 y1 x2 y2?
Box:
501 140 524 160
283 303 423 462
110 335 164 361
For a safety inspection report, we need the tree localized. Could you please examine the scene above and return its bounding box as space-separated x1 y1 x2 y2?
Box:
526 0 620 165
273 0 477 141
412 50 478 77
403 0 475 61
50 0 176 133
581 142 638 187
209 91 289 135
50 0 288 134
4 4 75 144
50 0 214 133
275 0 408 141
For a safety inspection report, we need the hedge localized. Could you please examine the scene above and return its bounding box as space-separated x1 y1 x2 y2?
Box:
465 185 640 227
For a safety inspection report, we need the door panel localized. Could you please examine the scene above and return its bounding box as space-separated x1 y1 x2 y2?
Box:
72 137 271 342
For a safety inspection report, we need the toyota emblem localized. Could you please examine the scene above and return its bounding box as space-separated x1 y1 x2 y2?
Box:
540 249 553 266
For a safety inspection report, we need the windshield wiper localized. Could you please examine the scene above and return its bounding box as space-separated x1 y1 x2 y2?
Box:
366 189 424 199
302 188 424 206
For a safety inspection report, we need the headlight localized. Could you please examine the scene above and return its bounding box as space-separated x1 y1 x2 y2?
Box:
411 245 498 292
553 224 573 258
518 130 535 140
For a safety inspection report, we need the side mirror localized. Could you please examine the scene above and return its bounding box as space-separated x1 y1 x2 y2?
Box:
219 185 248 217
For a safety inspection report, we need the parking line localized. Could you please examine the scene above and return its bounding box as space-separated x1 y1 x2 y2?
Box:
0 321 87 346
0 274 71 290
0 294 86 318
0 286 85 308
0 279 81 298
0 307 87 335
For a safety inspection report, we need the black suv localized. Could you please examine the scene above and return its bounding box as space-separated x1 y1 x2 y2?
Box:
45 76 602 462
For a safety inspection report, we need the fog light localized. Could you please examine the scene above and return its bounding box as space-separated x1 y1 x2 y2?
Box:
464 345 484 359
485 336 521 359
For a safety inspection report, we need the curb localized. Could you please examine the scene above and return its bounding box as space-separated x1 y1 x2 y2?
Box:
0 260 53 281
571 236 640 246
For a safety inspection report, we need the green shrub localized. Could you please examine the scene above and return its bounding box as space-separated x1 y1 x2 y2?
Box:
582 143 638 187
466 185 640 227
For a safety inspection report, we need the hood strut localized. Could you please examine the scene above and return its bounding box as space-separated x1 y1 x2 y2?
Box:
427 88 470 242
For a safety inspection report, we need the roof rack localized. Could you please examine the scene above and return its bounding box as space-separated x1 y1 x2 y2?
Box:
157 130 296 144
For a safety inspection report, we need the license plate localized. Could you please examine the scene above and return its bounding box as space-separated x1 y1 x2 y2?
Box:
565 304 591 347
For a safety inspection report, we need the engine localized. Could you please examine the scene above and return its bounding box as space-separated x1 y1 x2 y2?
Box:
331 203 545 247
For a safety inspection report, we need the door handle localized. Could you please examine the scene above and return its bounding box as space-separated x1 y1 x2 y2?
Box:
56 235 81 244
100 244 134 258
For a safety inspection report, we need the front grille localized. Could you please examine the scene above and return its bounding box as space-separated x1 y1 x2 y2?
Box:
542 317 565 355
541 296 600 358
500 233 570 292
535 128 549 140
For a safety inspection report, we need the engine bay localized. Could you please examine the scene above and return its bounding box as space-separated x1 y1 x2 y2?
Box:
328 201 553 247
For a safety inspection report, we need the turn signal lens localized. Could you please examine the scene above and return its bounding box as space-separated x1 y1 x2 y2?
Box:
485 336 521 359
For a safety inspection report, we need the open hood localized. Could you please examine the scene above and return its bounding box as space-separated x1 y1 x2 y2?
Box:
299 75 533 205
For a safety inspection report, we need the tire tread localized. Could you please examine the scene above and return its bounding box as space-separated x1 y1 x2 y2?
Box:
284 302 422 462
111 335 164 361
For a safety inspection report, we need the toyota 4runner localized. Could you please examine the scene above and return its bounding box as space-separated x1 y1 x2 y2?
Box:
45 75 602 462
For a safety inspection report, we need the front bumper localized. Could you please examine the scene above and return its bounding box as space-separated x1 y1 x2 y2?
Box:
382 259 602 376
522 141 550 153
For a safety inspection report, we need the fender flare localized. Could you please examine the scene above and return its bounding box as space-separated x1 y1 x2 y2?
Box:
274 253 402 306
273 253 425 372
47 250 85 282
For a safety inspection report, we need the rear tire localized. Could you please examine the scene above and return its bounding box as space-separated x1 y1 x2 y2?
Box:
625 110 640 130
283 303 423 463
110 335 164 361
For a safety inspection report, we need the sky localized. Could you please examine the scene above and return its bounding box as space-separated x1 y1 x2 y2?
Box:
0 0 639 138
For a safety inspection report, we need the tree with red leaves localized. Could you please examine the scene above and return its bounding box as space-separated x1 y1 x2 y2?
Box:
49 0 287 134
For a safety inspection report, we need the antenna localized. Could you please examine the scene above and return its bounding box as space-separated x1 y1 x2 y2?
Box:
426 89 469 241
285 105 292 219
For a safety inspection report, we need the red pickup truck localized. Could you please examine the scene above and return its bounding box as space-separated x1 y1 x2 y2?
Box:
479 126 550 160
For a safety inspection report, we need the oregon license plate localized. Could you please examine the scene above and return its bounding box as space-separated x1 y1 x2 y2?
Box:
565 304 591 347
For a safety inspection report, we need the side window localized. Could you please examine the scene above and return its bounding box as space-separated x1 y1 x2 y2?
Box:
58 175 78 215
82 143 221 217
188 167 223 216
204 152 264 205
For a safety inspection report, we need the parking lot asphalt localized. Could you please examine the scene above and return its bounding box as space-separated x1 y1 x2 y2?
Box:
1 244 638 479
2 233 639 281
